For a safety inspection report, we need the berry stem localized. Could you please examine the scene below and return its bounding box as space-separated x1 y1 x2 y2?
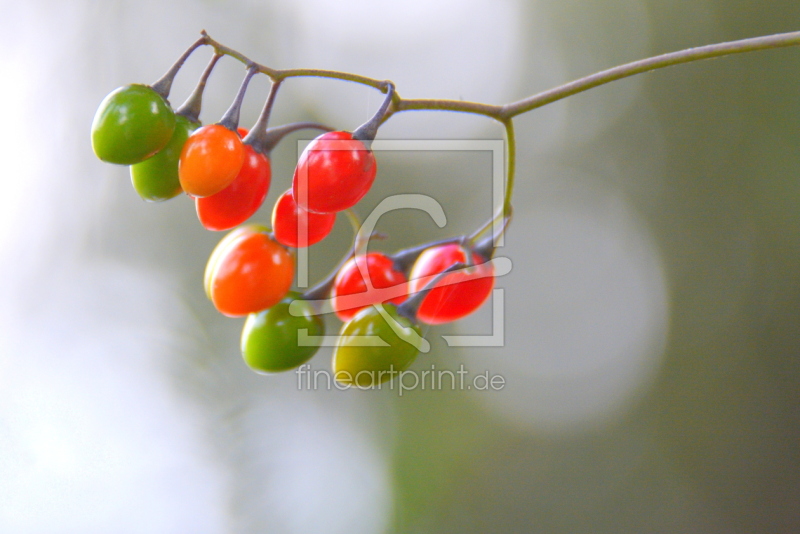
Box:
195 29 800 262
218 65 259 132
352 82 395 144
259 122 336 155
389 237 464 274
301 251 353 304
300 230 385 305
198 29 800 224
500 30 800 118
388 207 512 274
473 208 512 260
151 35 208 100
242 79 282 154
396 262 466 323
502 119 515 221
201 31 388 90
468 120 516 245
176 53 221 123
200 30 800 122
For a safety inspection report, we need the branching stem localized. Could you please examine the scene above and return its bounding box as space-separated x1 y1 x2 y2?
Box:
200 30 800 121
193 29 800 237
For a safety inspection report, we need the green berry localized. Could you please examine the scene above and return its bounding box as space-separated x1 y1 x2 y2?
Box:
241 293 325 373
130 114 199 201
91 84 176 165
332 303 421 387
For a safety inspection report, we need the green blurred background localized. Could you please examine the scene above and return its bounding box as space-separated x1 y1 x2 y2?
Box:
0 0 798 532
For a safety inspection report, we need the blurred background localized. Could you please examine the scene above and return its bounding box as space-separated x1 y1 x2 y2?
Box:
1 0 799 532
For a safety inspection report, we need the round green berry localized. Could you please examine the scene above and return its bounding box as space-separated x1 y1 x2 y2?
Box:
91 84 176 165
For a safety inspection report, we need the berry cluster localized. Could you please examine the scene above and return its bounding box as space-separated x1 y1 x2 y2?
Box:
93 30 797 387
91 34 505 387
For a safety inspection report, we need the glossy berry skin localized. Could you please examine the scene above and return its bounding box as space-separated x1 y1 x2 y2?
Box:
241 292 324 373
130 114 200 201
179 124 245 197
291 131 376 214
332 304 421 388
271 189 336 248
91 84 176 165
332 253 408 321
204 225 295 317
196 144 271 231
408 243 494 325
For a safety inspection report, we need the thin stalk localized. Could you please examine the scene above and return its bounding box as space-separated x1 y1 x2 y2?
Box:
389 236 464 274
201 30 387 90
501 30 800 118
176 53 221 123
243 80 283 155
259 122 335 155
151 35 208 99
352 82 395 143
196 29 800 278
467 119 516 243
201 30 800 122
393 98 500 119
503 119 516 219
396 263 466 322
218 65 259 132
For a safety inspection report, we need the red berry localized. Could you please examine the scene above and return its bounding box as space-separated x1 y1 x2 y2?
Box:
332 253 408 321
291 131 376 214
204 225 295 317
271 189 336 248
195 144 271 231
179 124 245 197
408 243 494 325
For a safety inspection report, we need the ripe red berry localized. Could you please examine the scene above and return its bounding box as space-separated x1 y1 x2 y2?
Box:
408 243 494 325
291 131 376 214
195 144 271 231
332 253 408 321
271 189 336 248
204 225 295 317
